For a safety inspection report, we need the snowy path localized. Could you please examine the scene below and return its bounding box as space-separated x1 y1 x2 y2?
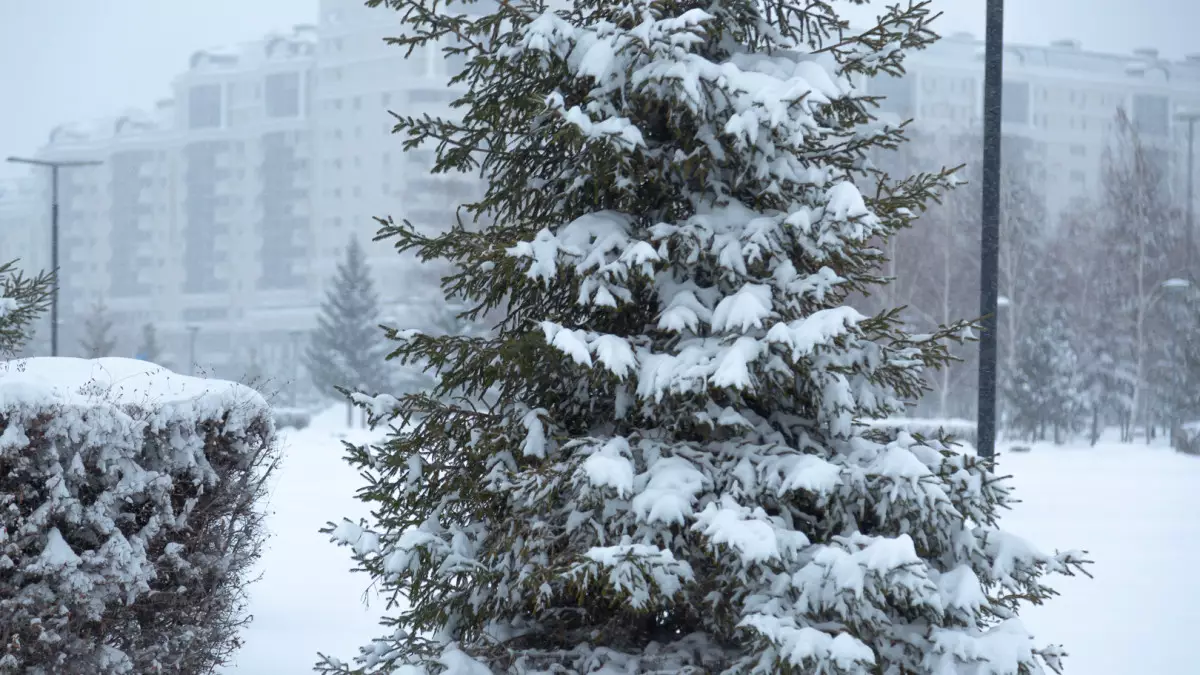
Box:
1001 442 1200 674
223 410 386 673
225 416 1200 674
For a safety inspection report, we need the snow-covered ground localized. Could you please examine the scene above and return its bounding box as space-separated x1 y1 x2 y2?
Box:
224 407 387 674
226 414 1200 674
1001 439 1200 674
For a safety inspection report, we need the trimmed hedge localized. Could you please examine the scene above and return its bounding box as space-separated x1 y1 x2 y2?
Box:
0 358 278 673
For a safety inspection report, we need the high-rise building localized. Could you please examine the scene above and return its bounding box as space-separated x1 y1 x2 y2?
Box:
870 33 1200 220
0 175 48 277
32 26 318 375
312 0 486 302
13 14 1199 374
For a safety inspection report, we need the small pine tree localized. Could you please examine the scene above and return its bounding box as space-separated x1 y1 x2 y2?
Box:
1149 282 1200 444
321 1 1090 673
305 236 393 421
80 299 117 358
136 323 162 363
0 260 52 357
1003 309 1082 443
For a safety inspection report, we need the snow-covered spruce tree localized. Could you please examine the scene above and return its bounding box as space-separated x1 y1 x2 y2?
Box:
80 299 118 358
1002 309 1082 443
323 0 1089 672
0 260 53 357
306 236 394 415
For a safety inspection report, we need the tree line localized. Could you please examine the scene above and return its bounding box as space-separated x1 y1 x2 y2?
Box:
862 109 1198 444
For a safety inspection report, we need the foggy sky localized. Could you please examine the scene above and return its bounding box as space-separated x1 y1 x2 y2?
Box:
0 0 1195 179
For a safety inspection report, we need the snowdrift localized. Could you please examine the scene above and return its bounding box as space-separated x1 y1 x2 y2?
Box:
0 358 277 673
861 416 977 448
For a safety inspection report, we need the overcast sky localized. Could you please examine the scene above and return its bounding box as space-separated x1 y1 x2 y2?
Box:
0 0 1194 179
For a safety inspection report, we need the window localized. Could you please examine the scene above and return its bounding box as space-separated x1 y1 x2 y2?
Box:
1070 170 1086 183
188 84 222 129
265 71 301 118
1070 144 1087 157
353 96 362 110
382 92 391 106
1132 94 1169 136
1002 80 1031 125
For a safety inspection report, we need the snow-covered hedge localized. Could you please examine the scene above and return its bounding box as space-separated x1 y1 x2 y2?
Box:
861 417 978 448
273 406 314 431
1176 422 1200 456
0 358 278 673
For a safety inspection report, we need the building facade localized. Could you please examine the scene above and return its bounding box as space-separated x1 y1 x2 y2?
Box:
31 26 318 378
9 16 1199 376
871 33 1200 220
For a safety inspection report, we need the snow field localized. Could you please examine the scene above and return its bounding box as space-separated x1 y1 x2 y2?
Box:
229 413 1200 674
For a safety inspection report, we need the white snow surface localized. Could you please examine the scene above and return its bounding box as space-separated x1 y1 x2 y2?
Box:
221 416 1198 674
222 406 387 674
999 439 1200 675
1 357 266 420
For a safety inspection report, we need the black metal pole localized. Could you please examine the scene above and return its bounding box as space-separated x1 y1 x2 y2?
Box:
977 0 1005 462
50 165 60 357
1187 118 1195 276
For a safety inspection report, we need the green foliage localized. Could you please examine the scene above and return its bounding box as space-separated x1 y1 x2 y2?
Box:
0 260 52 357
318 1 1088 673
80 299 117 358
306 236 394 400
1003 308 1082 442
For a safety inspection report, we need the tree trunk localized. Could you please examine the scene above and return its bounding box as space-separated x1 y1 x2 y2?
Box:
1090 406 1099 446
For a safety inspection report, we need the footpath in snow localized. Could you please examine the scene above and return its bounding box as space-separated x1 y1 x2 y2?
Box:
224 408 386 674
227 413 1200 674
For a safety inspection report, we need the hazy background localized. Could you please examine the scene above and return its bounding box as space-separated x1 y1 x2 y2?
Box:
1 0 1194 178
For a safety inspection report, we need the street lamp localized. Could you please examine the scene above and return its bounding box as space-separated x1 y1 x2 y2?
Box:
6 156 104 357
1176 110 1199 276
976 0 1005 462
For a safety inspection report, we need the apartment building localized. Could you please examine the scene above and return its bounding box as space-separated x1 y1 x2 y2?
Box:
10 14 1199 373
871 32 1200 220
312 0 485 301
31 26 318 376
0 176 48 276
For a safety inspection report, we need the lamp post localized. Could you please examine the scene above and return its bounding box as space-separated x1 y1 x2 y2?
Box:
6 156 104 357
976 0 1005 462
1176 110 1199 276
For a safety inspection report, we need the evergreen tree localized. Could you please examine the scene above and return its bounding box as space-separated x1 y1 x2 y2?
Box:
322 1 1089 673
1094 109 1176 442
306 236 393 407
1148 281 1200 443
136 322 162 363
0 260 52 357
1003 309 1082 443
79 299 117 358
